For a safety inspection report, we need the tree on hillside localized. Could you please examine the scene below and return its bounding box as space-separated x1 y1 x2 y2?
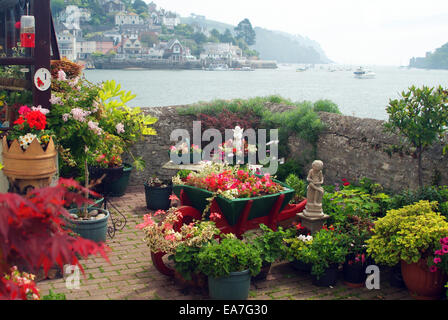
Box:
220 29 235 44
234 18 256 46
50 0 66 15
133 0 148 15
385 85 448 187
140 32 159 47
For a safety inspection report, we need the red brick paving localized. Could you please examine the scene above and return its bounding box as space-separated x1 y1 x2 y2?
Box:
37 186 413 300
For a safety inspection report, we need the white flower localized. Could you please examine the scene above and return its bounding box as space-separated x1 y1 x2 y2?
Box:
49 94 62 105
62 113 70 122
31 105 50 115
70 107 90 122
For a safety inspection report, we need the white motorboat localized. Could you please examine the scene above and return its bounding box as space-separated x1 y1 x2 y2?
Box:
353 67 376 79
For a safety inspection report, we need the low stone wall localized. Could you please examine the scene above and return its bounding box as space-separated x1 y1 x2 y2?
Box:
127 104 448 192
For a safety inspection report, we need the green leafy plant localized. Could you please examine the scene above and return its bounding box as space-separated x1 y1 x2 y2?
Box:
285 173 306 203
247 224 292 264
197 235 262 278
42 290 67 300
291 229 348 278
313 99 341 114
384 85 448 186
366 200 448 266
169 220 221 281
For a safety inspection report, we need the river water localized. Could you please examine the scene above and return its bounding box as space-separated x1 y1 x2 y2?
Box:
84 65 448 120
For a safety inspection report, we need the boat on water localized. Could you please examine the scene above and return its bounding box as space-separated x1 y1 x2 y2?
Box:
353 67 376 79
296 66 308 72
205 64 229 71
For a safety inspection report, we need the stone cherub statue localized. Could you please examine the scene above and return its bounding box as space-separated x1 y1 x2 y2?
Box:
304 160 325 217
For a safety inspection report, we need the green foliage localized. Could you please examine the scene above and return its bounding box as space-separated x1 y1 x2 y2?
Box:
176 169 192 180
323 185 389 225
389 186 448 218
313 99 341 114
384 85 448 186
234 18 256 46
247 224 293 264
291 229 348 278
179 96 327 161
366 201 448 266
42 290 67 300
197 235 262 278
285 174 306 202
170 243 201 281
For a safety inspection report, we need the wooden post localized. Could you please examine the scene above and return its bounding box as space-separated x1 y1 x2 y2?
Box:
32 0 51 109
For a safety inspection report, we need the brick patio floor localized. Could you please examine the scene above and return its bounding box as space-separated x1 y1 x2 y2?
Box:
37 186 413 300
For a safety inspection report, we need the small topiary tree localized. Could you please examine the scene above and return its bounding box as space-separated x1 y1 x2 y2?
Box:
384 85 448 187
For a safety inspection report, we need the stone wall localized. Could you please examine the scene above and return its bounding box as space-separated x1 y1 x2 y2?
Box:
126 104 448 192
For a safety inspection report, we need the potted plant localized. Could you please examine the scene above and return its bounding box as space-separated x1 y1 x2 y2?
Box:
247 224 289 280
283 227 314 273
296 228 348 287
338 215 375 288
169 142 202 164
196 234 262 300
144 177 173 210
2 105 56 193
168 220 221 289
366 201 448 299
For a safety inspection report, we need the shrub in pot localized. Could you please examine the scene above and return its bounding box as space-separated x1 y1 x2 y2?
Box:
295 228 348 287
248 224 293 280
67 207 110 243
168 220 221 289
196 235 262 300
144 177 173 210
336 215 375 287
366 201 448 299
283 224 314 273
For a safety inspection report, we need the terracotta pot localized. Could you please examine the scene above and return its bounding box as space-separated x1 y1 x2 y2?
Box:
401 259 448 300
2 137 57 194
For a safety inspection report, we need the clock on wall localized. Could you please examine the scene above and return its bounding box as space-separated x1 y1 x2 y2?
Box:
33 67 51 91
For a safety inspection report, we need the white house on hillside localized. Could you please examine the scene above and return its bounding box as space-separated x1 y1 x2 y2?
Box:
115 12 143 26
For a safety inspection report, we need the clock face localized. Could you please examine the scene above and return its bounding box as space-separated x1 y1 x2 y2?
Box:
34 68 51 91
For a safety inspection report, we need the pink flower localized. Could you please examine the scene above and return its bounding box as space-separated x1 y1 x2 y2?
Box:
18 105 31 115
70 107 90 122
164 234 176 241
135 214 154 229
441 245 448 254
57 70 67 81
88 121 103 135
434 257 442 264
154 210 165 216
169 194 179 201
441 237 448 245
209 212 222 221
62 113 70 122
116 123 125 134
429 265 438 273
49 94 62 105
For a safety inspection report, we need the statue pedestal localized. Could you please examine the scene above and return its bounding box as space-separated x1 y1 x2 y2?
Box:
297 211 329 234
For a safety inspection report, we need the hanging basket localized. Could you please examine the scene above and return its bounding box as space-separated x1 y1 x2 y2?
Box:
2 136 57 193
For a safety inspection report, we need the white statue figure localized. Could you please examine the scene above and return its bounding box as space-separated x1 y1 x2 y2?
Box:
232 126 244 156
304 160 325 217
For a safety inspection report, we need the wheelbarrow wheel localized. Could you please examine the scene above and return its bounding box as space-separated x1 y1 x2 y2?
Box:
151 206 202 277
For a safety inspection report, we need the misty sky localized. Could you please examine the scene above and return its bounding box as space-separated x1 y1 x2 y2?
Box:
151 0 448 66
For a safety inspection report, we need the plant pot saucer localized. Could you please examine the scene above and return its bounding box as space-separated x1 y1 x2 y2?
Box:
343 281 365 288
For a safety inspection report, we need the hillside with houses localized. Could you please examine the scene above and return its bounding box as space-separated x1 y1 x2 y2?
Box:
52 0 327 69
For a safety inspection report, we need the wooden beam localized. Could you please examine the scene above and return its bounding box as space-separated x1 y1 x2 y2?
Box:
0 57 34 65
32 0 51 109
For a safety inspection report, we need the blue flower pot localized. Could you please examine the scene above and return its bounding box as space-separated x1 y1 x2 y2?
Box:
208 270 251 300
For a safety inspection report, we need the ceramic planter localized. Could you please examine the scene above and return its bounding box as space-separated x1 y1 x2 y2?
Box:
88 165 124 195
2 136 57 194
291 260 312 273
401 259 448 300
67 208 110 243
106 163 133 197
144 182 173 210
312 264 339 287
343 261 367 288
208 270 251 300
252 262 272 281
